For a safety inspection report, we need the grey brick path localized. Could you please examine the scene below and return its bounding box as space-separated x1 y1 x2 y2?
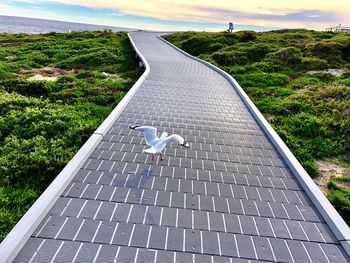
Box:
14 32 349 262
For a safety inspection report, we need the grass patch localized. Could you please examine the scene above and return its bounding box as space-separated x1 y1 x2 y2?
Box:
0 31 142 241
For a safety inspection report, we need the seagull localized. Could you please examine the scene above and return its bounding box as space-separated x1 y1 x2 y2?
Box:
129 125 190 160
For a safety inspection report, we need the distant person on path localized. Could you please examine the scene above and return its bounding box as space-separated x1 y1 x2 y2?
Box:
229 22 234 32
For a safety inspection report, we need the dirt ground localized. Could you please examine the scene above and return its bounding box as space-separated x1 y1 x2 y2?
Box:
306 68 345 76
23 66 77 82
313 159 348 195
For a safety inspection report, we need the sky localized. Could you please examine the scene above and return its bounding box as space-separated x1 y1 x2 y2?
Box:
0 0 349 31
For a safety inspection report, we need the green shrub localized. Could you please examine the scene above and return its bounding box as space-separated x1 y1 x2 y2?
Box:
57 48 120 69
265 47 303 67
327 181 350 224
236 72 289 87
301 57 329 70
236 31 256 42
212 50 246 66
307 41 344 66
180 35 215 56
289 76 321 89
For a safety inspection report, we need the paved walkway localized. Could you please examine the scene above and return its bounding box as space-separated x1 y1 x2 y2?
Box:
14 32 349 262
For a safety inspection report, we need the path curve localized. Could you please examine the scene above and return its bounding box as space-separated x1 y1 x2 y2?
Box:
2 32 350 262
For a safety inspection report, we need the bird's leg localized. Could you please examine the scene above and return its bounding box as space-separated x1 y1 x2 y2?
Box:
160 153 165 160
151 154 155 161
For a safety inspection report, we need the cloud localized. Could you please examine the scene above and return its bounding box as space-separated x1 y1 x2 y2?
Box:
0 3 10 8
5 0 350 29
107 12 124 17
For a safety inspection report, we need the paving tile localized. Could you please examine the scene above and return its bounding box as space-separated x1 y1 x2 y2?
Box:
74 243 100 262
203 231 220 255
79 200 101 218
270 218 291 239
130 224 150 248
167 228 184 251
304 242 331 263
236 234 256 259
194 254 212 262
116 246 137 262
252 236 275 261
156 250 175 263
300 221 326 243
184 229 201 253
95 202 116 221
286 240 311 263
208 212 225 232
53 240 81 262
111 223 133 246
75 219 99 242
240 215 258 235
38 216 66 239
14 238 46 263
178 209 192 228
112 203 132 222
148 226 167 249
254 217 274 237
241 199 259 216
93 221 117 243
320 243 348 263
136 248 156 263
218 232 238 257
56 217 84 240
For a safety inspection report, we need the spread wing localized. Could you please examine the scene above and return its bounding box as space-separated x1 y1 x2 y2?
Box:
130 125 159 146
150 134 186 153
143 134 189 154
163 134 185 145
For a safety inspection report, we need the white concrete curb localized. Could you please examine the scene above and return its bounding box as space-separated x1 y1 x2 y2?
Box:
158 35 350 256
0 32 150 263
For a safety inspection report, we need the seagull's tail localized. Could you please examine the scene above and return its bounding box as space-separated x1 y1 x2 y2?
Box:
180 141 190 148
129 125 140 130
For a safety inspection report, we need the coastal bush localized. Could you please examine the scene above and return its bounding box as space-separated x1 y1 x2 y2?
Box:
236 31 256 42
0 31 141 241
301 57 329 70
327 181 350 224
180 35 217 56
236 72 289 87
265 47 303 67
307 41 344 66
58 48 121 69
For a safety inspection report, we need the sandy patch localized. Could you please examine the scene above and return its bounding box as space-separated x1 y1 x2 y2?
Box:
262 113 275 121
22 66 77 82
0 42 25 47
306 69 344 76
5 55 15 60
28 74 57 82
21 66 76 76
102 72 132 83
313 160 347 195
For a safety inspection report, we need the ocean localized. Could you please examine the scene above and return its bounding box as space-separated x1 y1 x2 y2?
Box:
0 15 135 34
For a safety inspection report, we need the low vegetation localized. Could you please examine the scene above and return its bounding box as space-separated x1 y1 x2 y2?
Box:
165 29 350 224
0 31 142 241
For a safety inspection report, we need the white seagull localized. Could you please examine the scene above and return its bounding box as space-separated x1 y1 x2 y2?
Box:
129 125 190 160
